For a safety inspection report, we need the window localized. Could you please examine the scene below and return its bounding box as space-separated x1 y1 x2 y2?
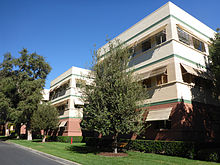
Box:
156 73 167 85
57 104 66 115
142 78 151 88
177 27 206 52
142 39 151 52
177 27 190 45
192 37 205 52
154 120 171 129
155 30 166 45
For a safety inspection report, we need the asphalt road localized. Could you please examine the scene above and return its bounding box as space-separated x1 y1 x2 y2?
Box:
0 141 78 165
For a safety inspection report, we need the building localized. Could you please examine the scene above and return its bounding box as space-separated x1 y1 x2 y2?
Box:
49 66 91 136
98 2 220 141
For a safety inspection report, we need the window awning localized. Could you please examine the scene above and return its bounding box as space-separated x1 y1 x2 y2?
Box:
146 107 172 122
181 64 210 79
59 121 67 127
50 79 70 92
150 66 167 77
138 66 167 81
138 71 151 80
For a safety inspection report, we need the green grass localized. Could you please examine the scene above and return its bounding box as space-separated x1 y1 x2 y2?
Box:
7 139 218 165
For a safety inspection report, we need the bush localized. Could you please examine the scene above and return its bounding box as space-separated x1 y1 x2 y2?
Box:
124 139 195 158
85 137 113 147
85 138 195 158
197 149 220 162
55 136 83 143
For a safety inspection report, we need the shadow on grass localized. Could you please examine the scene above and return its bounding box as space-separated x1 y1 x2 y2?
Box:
66 145 113 154
32 139 43 143
0 136 16 141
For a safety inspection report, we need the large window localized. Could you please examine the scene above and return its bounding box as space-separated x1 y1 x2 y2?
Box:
154 120 171 129
49 81 69 100
142 39 151 52
177 27 190 45
192 37 205 52
142 78 151 88
155 30 166 45
156 73 168 85
131 29 167 58
177 27 206 52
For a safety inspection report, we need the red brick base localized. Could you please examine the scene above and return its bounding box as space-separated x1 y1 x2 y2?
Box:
57 118 82 136
143 101 220 142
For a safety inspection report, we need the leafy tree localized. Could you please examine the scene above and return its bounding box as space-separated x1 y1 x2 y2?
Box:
15 49 51 140
0 49 51 140
31 103 59 142
209 28 220 96
81 41 148 153
0 53 18 136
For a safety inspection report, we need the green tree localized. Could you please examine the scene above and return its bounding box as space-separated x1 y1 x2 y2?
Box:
81 41 148 153
15 49 51 140
31 103 59 142
0 53 19 136
0 49 51 140
209 28 220 96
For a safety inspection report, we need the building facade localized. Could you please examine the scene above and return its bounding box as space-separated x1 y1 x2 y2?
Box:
49 66 91 136
99 2 220 141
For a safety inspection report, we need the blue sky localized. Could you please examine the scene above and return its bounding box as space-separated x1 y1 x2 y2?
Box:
0 0 219 89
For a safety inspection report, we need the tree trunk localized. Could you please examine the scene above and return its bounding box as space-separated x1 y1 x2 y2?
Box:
27 130 32 140
15 123 21 139
113 133 118 154
42 130 47 143
4 122 9 136
42 135 46 143
26 122 32 140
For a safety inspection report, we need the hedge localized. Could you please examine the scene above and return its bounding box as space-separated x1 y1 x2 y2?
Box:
47 136 83 143
85 137 220 162
124 139 195 158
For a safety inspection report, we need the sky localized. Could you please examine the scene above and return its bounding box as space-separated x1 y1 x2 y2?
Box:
0 0 219 89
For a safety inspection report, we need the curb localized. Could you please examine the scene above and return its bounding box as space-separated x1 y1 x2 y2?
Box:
6 141 81 165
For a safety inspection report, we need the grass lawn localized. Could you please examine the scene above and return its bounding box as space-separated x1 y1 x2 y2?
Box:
7 139 218 165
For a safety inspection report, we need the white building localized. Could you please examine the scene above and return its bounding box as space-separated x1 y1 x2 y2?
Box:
99 2 219 141
49 66 91 136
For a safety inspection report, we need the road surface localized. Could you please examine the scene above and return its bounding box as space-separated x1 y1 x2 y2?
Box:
0 141 78 165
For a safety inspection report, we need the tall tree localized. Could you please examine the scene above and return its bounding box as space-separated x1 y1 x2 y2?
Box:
0 53 18 136
209 28 220 96
0 49 51 140
31 103 59 142
15 49 51 140
81 41 148 153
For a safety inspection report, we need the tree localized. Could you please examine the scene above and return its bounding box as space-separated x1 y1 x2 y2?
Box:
15 49 51 140
31 103 59 142
209 28 220 96
81 41 148 153
0 53 19 136
0 49 51 140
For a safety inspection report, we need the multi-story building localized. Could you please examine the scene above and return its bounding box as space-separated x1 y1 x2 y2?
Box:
98 2 220 141
49 66 91 136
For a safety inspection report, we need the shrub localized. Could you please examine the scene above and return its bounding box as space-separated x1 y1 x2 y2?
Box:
84 137 220 162
85 138 195 158
197 149 220 162
85 137 113 147
124 139 195 158
56 136 83 143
